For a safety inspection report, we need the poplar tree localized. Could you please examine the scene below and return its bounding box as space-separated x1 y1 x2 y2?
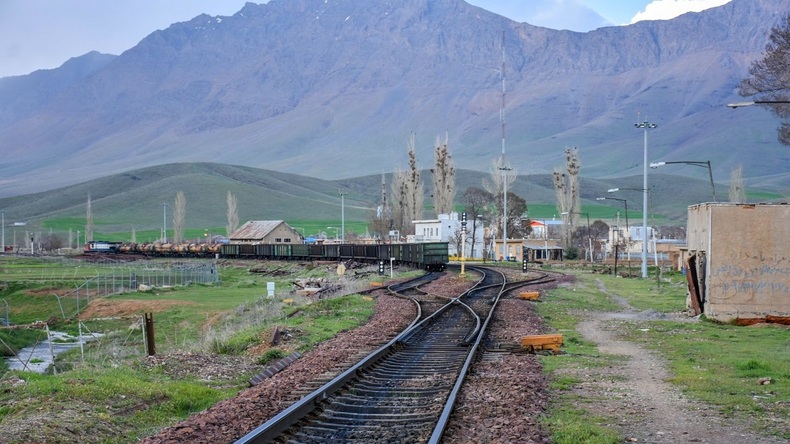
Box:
226 191 239 236
173 191 186 243
85 194 94 243
552 147 581 248
431 133 456 216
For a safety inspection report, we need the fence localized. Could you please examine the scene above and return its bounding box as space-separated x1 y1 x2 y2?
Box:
50 260 219 320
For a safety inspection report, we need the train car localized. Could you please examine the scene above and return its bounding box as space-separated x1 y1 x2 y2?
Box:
338 244 354 260
89 239 448 270
84 241 123 253
254 244 274 258
291 243 310 260
420 242 449 271
364 245 379 261
324 244 340 259
273 244 292 258
221 243 239 257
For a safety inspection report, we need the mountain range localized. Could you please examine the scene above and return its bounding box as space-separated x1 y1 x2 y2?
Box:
1 0 790 199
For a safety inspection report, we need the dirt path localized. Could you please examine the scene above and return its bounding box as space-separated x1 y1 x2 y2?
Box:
571 279 787 443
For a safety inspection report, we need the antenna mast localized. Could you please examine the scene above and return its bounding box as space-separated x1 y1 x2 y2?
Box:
500 29 506 161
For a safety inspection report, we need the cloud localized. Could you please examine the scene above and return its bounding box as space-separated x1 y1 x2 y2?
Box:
630 0 731 24
469 0 611 32
527 0 612 31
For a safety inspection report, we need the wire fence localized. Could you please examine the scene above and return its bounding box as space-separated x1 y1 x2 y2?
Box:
2 259 220 373
53 260 220 320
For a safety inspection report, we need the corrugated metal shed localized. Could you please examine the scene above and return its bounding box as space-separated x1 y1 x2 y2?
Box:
229 220 285 241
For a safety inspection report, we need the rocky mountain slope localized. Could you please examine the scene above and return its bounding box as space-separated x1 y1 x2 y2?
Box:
1 0 789 197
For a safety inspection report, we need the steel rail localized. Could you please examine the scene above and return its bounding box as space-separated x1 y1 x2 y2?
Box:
234 271 477 443
429 266 506 442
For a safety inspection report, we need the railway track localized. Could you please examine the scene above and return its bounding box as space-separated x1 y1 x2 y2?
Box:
235 266 506 443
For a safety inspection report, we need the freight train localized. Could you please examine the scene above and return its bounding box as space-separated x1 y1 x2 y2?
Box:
84 241 448 271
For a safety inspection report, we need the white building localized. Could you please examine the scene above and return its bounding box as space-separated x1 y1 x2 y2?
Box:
412 212 486 258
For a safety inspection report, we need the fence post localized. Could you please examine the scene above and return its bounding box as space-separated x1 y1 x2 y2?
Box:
144 312 156 356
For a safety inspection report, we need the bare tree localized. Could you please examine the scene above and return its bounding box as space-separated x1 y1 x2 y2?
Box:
85 194 94 242
390 168 410 236
226 191 239 236
173 191 186 243
482 158 516 241
739 14 790 145
431 133 456 216
407 134 424 225
552 147 581 247
462 187 494 258
370 172 391 240
504 192 528 239
729 165 746 203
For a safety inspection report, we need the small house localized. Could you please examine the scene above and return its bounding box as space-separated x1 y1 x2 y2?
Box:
228 220 303 245
685 203 790 324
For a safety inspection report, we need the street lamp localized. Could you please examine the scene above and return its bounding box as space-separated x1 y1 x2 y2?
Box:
650 160 716 202
292 226 305 240
634 120 656 278
727 100 790 108
499 165 513 261
596 197 629 235
609 187 651 278
327 226 339 241
1 209 4 254
597 197 630 273
561 211 591 261
338 190 348 243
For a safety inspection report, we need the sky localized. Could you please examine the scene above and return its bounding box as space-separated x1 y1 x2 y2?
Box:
0 0 732 78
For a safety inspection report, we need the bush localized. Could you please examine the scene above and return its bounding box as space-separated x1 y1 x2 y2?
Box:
564 246 579 260
257 348 286 366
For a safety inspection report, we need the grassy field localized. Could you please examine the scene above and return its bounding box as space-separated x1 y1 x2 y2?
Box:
537 268 790 442
3 256 788 442
0 255 420 443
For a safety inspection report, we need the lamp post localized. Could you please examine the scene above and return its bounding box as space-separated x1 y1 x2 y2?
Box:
499 165 512 261
338 190 348 243
292 227 305 242
650 160 716 202
1 209 4 254
561 211 591 261
608 187 651 278
634 120 656 278
596 196 629 243
727 100 790 108
327 226 339 241
597 197 629 268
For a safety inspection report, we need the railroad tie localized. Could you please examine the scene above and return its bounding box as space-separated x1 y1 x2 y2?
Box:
248 351 302 386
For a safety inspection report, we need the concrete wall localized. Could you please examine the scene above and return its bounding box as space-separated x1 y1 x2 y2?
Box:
687 203 790 323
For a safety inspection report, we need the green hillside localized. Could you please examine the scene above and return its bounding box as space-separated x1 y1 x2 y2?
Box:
0 162 782 244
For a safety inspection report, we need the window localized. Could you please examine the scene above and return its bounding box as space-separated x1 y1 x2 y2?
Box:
275 238 282 243
284 238 291 243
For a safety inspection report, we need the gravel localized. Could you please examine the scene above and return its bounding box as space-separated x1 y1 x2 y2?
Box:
141 269 559 443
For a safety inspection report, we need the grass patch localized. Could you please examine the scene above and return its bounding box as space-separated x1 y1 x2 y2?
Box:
0 256 412 443
621 319 790 433
545 406 621 444
538 269 790 441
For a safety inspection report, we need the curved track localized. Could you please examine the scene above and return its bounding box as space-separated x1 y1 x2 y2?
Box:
235 266 506 443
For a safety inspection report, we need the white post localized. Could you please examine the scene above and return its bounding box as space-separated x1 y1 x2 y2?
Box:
339 190 347 243
162 203 168 243
635 120 656 278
